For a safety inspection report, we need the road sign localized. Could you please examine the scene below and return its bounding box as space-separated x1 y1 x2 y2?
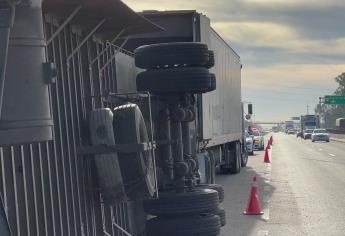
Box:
324 95 345 105
291 117 300 120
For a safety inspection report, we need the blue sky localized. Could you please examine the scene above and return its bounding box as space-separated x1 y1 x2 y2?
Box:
123 0 345 121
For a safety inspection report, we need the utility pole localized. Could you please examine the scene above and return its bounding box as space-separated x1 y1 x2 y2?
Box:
319 97 324 128
307 105 309 115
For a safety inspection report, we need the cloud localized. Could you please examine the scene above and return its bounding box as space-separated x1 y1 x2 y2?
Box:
242 63 344 90
213 21 345 55
123 0 209 11
242 0 344 8
124 0 345 40
122 0 345 121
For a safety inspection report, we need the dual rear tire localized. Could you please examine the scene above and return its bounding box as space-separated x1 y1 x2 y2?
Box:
135 42 213 69
144 189 222 236
135 43 216 94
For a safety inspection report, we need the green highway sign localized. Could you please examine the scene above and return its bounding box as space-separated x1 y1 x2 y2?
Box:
324 95 345 105
291 117 300 120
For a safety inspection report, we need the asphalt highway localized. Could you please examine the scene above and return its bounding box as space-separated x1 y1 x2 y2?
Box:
217 133 345 236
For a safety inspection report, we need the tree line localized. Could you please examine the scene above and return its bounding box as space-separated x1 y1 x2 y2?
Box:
315 73 345 128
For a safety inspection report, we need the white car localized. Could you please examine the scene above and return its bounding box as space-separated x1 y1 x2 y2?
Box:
303 129 314 139
311 129 330 142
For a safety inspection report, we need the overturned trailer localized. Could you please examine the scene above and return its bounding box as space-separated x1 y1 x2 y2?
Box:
0 1 247 236
88 10 248 235
125 11 248 180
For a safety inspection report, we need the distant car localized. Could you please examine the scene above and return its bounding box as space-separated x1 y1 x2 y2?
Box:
249 130 265 151
287 129 296 135
245 131 254 155
303 129 314 139
311 129 330 142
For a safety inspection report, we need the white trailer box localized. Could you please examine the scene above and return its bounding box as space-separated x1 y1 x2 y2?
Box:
198 16 243 147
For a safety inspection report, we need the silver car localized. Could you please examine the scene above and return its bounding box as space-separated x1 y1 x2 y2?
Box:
245 131 254 155
311 129 330 142
303 129 314 140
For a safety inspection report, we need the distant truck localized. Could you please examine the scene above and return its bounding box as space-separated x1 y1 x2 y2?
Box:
336 118 345 130
300 115 320 137
285 120 295 132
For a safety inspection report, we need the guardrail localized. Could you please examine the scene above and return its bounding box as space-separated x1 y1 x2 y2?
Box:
327 129 345 135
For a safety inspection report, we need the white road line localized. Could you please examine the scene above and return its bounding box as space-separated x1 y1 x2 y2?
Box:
266 165 272 172
262 208 270 221
258 230 269 236
319 148 323 151
329 153 336 157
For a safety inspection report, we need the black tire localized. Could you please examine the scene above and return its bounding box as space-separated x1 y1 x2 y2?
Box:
113 104 156 200
136 67 215 94
134 42 209 69
210 73 216 91
143 189 219 216
211 207 226 227
195 184 225 203
206 50 215 69
89 109 126 204
241 145 248 167
230 142 241 174
146 213 221 236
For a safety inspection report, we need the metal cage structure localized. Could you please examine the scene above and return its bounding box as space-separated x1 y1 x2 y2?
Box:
0 1 163 235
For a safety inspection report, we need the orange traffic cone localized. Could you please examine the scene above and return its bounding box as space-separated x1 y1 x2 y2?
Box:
243 176 264 215
266 141 271 149
264 147 270 163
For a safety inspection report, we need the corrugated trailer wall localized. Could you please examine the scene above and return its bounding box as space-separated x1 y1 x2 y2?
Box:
0 13 133 236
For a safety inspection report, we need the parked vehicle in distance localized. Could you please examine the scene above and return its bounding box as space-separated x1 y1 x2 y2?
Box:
245 131 254 155
287 129 296 135
311 129 330 142
303 129 314 139
272 126 279 133
249 130 265 150
336 118 345 131
285 120 295 133
301 115 320 138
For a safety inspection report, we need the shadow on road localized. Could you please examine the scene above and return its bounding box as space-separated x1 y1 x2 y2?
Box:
216 161 276 236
